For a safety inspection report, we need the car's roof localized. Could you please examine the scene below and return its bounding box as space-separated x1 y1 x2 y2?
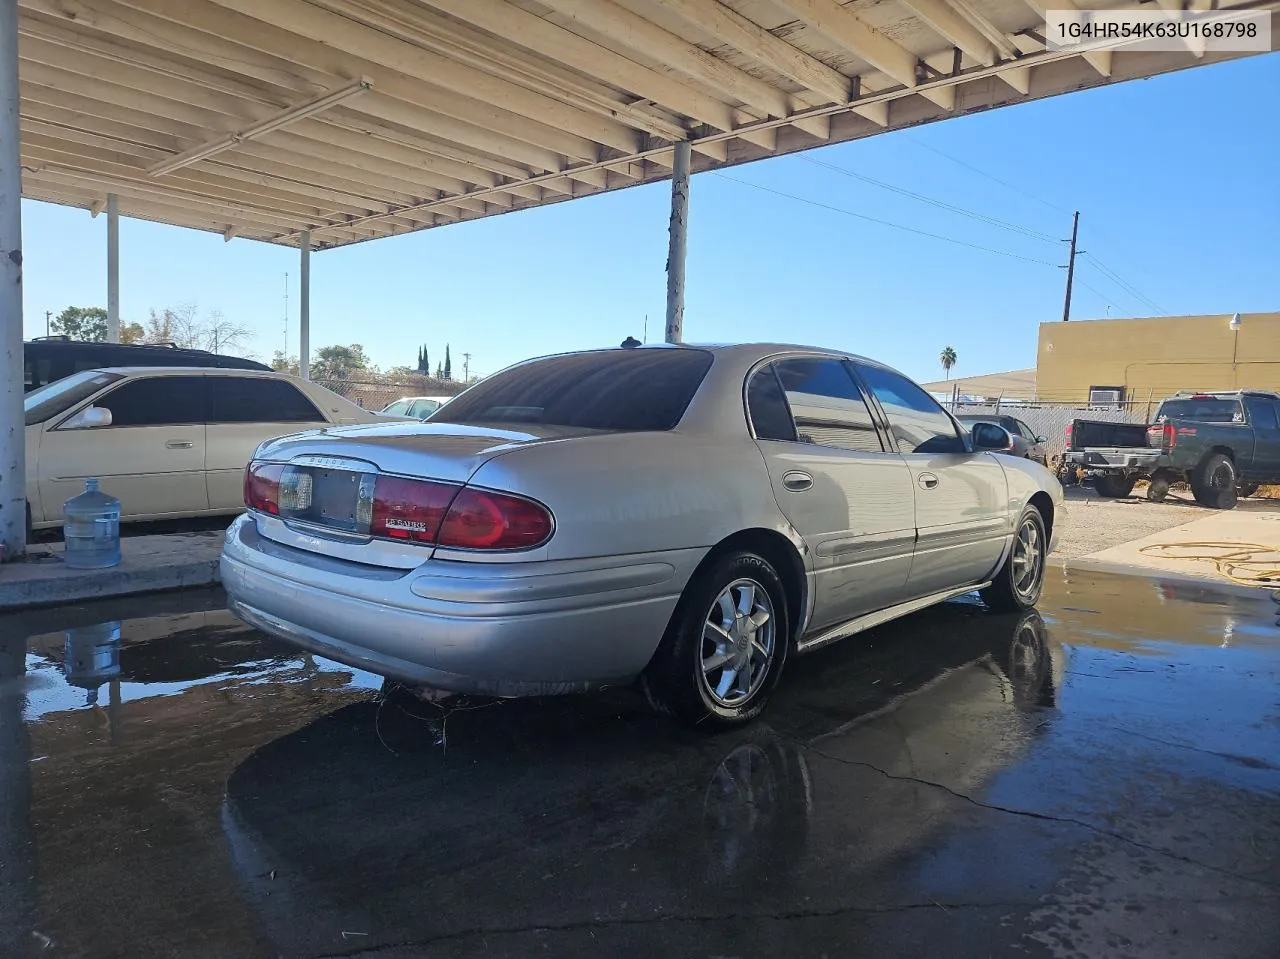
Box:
90 366 292 378
573 342 881 365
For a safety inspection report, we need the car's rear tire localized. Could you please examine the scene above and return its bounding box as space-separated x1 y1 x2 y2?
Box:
1093 474 1136 498
981 505 1047 613
1191 454 1238 510
642 550 789 728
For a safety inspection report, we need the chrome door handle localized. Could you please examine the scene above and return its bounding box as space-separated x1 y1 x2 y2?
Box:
918 472 939 490
165 440 193 450
782 471 813 492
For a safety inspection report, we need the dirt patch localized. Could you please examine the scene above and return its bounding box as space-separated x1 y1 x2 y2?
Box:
1053 486 1280 559
1054 487 1208 559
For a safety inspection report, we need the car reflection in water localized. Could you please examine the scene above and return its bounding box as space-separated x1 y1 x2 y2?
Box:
222 605 1061 958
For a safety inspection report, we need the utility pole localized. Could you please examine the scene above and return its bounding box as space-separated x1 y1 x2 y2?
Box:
1061 210 1080 322
462 352 471 382
44 310 50 337
283 271 288 355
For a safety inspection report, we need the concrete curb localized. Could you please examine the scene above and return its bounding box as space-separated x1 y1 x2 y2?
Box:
0 532 224 612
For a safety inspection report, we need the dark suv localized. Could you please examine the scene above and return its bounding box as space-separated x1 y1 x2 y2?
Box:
24 338 270 392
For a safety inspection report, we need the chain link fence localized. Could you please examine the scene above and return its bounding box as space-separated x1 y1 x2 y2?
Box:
949 399 1153 461
311 377 469 412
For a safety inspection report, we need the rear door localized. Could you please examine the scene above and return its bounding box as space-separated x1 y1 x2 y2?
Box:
748 357 916 630
1242 396 1280 479
854 362 1009 599
38 374 208 523
206 376 329 511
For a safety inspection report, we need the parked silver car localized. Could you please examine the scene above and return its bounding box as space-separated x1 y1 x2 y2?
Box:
222 344 1064 725
955 414 1049 466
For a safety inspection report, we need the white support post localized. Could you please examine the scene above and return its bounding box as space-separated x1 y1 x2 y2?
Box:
0 0 26 560
106 193 120 343
664 140 691 344
298 230 311 380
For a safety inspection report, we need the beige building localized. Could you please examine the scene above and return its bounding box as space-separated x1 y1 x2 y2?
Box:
1035 312 1280 405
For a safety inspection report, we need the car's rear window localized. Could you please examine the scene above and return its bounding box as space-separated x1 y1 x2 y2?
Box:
1155 398 1243 423
431 349 714 431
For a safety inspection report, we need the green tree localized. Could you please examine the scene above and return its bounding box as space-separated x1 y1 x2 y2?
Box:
120 322 146 344
51 306 108 341
443 344 452 381
939 346 958 380
271 351 300 375
421 345 430 375
311 344 371 380
435 361 443 379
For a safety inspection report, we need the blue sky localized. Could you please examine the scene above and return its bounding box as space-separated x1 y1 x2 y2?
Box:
19 53 1279 385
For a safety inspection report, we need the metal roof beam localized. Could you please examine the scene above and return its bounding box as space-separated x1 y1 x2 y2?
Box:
198 0 641 152
148 78 371 176
652 0 852 105
898 0 997 65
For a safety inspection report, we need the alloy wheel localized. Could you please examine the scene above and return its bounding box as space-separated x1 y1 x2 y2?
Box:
700 578 776 708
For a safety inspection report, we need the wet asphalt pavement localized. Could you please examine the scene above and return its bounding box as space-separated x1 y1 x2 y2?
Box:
1 568 1277 959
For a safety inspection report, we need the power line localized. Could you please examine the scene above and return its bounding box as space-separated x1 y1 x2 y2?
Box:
1082 252 1168 316
711 173 1059 267
903 136 1171 317
903 134 1072 215
1075 278 1124 316
796 154 1061 243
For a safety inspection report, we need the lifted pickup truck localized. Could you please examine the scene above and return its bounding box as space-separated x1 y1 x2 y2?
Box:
1064 390 1280 509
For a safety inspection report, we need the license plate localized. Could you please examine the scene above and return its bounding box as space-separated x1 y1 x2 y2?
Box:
280 467 369 533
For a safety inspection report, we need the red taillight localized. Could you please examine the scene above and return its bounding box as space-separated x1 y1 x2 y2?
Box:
1147 424 1176 449
438 488 553 550
244 462 284 514
370 477 456 543
244 460 553 551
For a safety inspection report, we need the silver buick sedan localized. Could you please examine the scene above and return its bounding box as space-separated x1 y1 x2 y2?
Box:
221 344 1064 726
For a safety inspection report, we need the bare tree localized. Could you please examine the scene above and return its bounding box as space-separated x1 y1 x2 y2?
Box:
145 303 252 355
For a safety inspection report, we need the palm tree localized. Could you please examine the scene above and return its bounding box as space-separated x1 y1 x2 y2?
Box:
939 346 958 380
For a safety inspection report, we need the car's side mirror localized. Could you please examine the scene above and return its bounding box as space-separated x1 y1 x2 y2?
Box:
1035 435 1047 444
971 422 1012 450
61 406 112 430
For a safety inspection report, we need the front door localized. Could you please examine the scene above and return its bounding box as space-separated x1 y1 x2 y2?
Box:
39 374 209 523
1243 396 1280 480
749 357 917 632
855 363 1010 598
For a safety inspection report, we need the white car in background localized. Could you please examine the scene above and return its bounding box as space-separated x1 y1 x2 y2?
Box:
23 367 397 531
379 395 454 420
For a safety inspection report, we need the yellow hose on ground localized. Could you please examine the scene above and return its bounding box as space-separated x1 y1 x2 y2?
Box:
1138 542 1280 589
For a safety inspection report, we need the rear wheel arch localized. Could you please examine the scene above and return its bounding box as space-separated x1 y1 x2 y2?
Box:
696 528 807 644
1198 445 1236 468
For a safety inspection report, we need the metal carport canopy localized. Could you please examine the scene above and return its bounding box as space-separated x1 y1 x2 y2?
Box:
2 0 1278 561
13 0 1279 249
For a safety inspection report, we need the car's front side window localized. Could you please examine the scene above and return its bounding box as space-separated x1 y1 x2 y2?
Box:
763 357 883 453
856 363 966 455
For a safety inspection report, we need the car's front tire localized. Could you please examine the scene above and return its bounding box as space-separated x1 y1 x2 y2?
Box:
642 550 789 728
981 505 1047 613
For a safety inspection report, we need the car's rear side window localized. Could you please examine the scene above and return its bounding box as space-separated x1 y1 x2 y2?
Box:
432 350 713 431
746 367 797 442
212 377 323 423
763 358 883 452
1156 398 1243 423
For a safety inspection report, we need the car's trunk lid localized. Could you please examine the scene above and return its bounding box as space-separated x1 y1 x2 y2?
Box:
250 422 598 567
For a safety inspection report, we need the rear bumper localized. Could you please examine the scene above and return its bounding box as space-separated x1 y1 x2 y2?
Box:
1066 449 1168 471
220 514 702 695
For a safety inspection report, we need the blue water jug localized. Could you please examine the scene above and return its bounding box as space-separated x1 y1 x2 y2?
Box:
63 478 121 569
